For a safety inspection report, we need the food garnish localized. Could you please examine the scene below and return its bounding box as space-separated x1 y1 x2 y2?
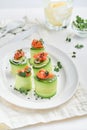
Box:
18 66 31 77
32 38 44 48
54 61 63 72
72 51 76 58
14 49 25 60
72 16 87 31
66 37 71 42
37 69 54 79
75 44 84 49
33 52 48 63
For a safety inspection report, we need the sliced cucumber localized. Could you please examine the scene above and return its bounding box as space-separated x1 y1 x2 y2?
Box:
34 75 57 83
33 57 50 68
9 57 27 65
30 47 45 59
15 74 32 91
34 75 57 98
33 58 52 75
9 59 28 75
12 57 26 64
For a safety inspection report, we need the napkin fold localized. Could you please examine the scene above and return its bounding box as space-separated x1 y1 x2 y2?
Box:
0 17 87 129
0 85 87 129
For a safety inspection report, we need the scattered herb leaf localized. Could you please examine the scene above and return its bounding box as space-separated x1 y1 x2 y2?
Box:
62 26 67 29
54 61 63 72
22 29 26 31
72 51 76 58
54 66 59 72
57 61 62 69
72 55 76 58
14 87 29 95
75 44 84 49
66 37 71 42
73 51 76 54
14 88 17 90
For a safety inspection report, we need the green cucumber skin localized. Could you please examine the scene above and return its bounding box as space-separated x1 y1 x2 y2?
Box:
15 74 32 91
35 91 56 98
30 48 45 59
9 59 28 66
34 75 57 83
10 62 28 75
34 76 57 98
33 58 52 75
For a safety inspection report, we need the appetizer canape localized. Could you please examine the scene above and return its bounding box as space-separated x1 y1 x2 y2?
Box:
34 69 57 98
30 38 45 59
9 49 28 74
15 66 32 94
30 52 52 75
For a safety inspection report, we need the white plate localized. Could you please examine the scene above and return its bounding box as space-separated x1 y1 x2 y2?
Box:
0 41 79 109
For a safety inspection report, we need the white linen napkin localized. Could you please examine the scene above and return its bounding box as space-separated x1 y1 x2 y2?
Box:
0 85 87 129
0 18 87 129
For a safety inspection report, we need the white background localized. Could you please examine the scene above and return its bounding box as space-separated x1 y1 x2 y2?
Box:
0 0 87 8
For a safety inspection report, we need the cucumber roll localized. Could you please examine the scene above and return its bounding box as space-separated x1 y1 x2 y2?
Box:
15 66 32 93
30 38 45 59
9 49 28 74
34 69 57 98
30 52 52 75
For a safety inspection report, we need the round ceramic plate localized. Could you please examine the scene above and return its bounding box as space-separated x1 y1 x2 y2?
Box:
0 41 79 109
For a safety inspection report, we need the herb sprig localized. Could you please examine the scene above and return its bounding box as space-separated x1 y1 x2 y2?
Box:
14 88 29 95
75 44 84 49
54 61 63 72
66 37 71 42
72 51 76 58
39 38 44 44
72 16 87 31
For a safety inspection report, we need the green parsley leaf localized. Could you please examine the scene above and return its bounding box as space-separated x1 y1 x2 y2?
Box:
19 72 26 77
54 66 59 72
75 44 84 49
66 37 71 42
72 15 87 31
54 61 63 72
